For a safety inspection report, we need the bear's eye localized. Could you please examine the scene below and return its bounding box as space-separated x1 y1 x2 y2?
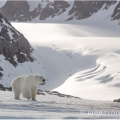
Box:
36 76 37 78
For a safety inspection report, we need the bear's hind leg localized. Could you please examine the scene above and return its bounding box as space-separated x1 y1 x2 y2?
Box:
22 89 31 100
13 88 21 100
31 86 37 101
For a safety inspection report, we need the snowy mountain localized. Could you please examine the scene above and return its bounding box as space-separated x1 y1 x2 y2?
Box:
0 14 34 66
0 0 120 22
0 13 46 87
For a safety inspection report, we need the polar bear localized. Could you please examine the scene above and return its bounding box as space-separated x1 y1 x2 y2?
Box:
11 74 45 101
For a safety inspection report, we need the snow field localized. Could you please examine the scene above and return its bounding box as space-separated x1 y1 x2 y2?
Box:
0 91 120 119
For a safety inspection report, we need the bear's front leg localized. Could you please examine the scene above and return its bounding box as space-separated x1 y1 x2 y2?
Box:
31 86 37 101
22 89 31 100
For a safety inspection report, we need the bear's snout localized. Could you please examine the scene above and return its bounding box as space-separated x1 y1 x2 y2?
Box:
40 79 46 85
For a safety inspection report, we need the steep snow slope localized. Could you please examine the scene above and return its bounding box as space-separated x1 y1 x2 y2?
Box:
0 91 120 119
11 21 120 101
32 38 120 101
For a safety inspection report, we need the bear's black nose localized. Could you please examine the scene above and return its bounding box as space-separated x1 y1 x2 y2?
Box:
43 79 45 82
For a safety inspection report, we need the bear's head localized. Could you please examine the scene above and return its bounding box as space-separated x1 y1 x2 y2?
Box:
35 75 45 85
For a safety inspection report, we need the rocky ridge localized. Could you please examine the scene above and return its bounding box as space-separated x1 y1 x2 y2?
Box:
0 0 120 22
113 98 120 103
0 13 34 80
68 1 117 20
37 90 80 99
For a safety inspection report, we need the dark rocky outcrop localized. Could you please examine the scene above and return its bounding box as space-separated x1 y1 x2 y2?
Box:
0 84 6 91
0 0 119 22
68 1 116 20
0 84 12 91
0 1 31 21
0 0 70 21
37 90 81 99
111 1 120 20
54 1 70 17
5 87 12 91
0 13 34 67
113 98 120 103
0 13 35 80
0 67 3 79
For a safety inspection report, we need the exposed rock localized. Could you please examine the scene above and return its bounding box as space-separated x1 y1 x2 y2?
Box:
0 67 3 79
37 91 46 95
0 86 12 91
0 0 70 21
111 1 120 20
0 13 34 67
37 89 45 95
68 1 116 20
48 91 59 95
38 89 43 92
0 1 31 21
0 72 3 79
0 67 3 71
5 87 12 91
37 90 81 99
0 84 5 91
44 90 50 93
113 98 120 103
0 0 119 22
0 13 35 81
57 93 67 97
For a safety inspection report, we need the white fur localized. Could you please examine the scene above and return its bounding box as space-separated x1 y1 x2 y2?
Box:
11 74 45 101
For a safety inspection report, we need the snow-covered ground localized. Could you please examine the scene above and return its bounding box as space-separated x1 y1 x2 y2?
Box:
0 91 120 119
